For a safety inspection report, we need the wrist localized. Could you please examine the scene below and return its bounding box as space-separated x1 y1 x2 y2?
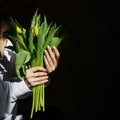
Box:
24 77 32 89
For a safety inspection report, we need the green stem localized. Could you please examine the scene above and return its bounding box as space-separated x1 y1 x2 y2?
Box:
30 87 35 119
35 86 39 112
42 84 45 111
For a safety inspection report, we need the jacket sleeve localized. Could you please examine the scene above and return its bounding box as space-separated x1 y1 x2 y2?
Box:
0 78 32 102
0 39 32 102
9 80 32 101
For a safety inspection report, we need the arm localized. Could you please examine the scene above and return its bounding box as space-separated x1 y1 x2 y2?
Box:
0 44 60 101
0 79 31 102
9 66 49 100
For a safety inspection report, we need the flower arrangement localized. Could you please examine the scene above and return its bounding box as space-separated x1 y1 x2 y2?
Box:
5 9 64 118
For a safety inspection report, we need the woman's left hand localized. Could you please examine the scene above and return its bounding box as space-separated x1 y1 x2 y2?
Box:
44 45 60 74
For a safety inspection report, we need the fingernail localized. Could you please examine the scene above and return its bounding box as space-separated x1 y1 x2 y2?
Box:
47 45 50 48
44 50 47 53
53 46 56 49
46 79 49 82
43 69 47 71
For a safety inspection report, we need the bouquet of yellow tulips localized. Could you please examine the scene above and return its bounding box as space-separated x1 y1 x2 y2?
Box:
5 9 64 118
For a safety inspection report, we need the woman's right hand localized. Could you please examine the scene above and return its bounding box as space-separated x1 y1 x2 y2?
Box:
24 66 49 88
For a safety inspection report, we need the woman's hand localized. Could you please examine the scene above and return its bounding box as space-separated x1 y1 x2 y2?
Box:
25 66 49 88
44 45 60 74
24 46 60 88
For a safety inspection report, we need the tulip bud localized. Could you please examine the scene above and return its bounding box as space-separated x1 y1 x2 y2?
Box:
16 26 22 33
34 25 38 36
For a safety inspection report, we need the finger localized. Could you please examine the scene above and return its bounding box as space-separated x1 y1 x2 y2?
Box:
28 66 46 73
44 55 53 73
44 49 54 67
31 80 48 87
26 71 48 79
46 45 57 65
31 72 48 77
34 76 49 81
53 46 60 61
29 76 49 82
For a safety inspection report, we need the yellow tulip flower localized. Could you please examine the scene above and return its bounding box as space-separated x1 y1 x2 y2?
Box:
16 26 22 33
34 25 38 36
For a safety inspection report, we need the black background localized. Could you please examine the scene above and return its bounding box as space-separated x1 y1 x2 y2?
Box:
0 0 120 120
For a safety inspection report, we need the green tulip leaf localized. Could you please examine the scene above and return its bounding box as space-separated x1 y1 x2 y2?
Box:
15 50 31 78
49 37 63 47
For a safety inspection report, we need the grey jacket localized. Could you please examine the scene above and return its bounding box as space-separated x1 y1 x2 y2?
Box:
0 40 32 120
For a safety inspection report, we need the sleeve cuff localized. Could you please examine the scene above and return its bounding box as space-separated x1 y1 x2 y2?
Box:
10 80 32 100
